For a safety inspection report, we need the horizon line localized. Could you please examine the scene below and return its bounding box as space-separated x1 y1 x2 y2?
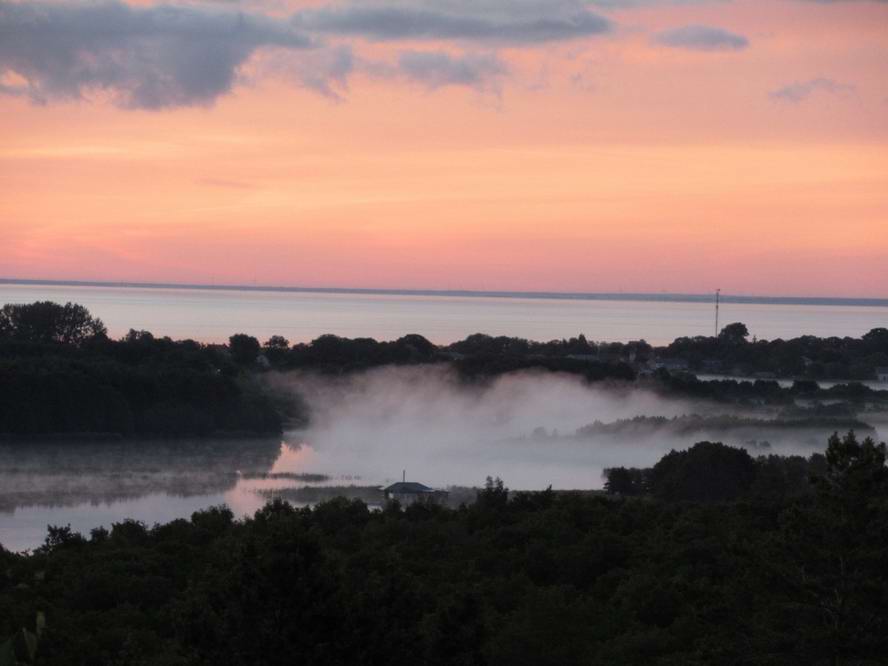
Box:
2 277 888 309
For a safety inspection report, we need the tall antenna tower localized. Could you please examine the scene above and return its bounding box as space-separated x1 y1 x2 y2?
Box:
714 289 721 338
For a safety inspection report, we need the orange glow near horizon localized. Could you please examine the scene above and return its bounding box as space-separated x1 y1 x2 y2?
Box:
1 0 887 297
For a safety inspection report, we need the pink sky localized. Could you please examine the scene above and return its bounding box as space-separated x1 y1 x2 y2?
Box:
1 0 887 296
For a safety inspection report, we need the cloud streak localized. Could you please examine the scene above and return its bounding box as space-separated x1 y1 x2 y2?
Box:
294 3 611 44
397 51 507 92
653 25 749 51
283 44 355 100
769 77 856 102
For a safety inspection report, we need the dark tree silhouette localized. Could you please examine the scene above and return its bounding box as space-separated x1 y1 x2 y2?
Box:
0 301 106 345
603 467 649 496
763 431 888 664
718 321 750 345
477 476 509 509
228 333 261 365
649 441 757 502
264 335 290 350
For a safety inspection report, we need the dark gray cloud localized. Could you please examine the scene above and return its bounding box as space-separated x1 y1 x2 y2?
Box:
769 78 856 103
653 25 749 51
294 4 611 44
0 0 312 109
0 0 614 109
397 51 507 91
0 0 781 111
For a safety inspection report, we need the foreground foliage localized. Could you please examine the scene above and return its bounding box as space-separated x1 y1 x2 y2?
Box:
0 433 885 665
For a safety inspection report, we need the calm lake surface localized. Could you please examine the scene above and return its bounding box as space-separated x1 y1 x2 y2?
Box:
0 437 385 553
0 432 657 553
2 283 886 344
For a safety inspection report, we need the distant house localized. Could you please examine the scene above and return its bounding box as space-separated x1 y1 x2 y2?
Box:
383 481 448 507
876 367 888 384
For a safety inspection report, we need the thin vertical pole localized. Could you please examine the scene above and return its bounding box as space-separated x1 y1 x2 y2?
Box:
715 289 721 338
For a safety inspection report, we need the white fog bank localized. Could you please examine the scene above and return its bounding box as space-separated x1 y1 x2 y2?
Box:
270 366 773 489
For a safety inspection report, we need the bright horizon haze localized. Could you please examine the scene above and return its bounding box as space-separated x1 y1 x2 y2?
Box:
2 0 887 298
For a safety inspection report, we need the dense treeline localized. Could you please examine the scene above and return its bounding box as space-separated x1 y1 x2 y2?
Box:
0 302 634 438
0 303 283 437
245 324 888 404
661 322 888 380
205 325 888 411
579 414 874 439
405 323 888 382
3 301 888 437
260 331 637 382
603 439 830 501
648 368 888 409
1 432 885 665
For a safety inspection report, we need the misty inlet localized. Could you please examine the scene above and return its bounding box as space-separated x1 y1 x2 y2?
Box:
2 367 869 552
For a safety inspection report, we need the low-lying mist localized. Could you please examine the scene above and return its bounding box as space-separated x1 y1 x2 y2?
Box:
0 439 282 513
269 366 841 490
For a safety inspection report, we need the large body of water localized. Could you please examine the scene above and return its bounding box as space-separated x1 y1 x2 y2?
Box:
1 282 887 344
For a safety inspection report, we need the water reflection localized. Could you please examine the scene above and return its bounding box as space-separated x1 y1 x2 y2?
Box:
0 438 282 513
0 438 281 552
0 436 392 552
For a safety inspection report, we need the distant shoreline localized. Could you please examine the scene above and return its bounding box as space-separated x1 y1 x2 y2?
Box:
2 277 888 308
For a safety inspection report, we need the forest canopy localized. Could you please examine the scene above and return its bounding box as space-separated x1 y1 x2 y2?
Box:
1 432 885 665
